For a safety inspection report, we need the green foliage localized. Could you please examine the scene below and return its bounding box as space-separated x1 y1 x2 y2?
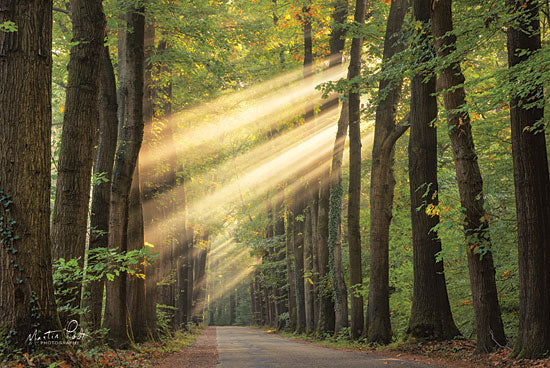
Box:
0 21 17 32
53 247 157 321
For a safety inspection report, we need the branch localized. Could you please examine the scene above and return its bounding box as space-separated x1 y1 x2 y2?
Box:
381 113 410 154
53 7 71 15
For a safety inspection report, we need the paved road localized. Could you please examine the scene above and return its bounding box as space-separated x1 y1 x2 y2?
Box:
216 327 435 368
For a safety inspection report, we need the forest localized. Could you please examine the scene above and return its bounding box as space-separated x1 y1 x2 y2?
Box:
1 0 550 367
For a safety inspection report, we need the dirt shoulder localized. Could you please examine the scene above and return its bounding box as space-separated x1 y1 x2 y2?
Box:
153 327 218 368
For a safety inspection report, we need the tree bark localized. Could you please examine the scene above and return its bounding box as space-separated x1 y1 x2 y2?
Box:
293 193 306 334
51 0 105 318
406 0 460 341
316 0 348 336
328 101 350 335
127 162 146 342
347 0 367 340
286 204 297 330
367 0 408 344
104 6 145 347
0 0 59 348
86 45 119 331
431 0 506 352
304 199 315 334
141 17 158 339
506 0 550 359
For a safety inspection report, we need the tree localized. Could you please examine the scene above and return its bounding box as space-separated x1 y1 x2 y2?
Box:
87 44 119 331
406 0 460 340
367 0 409 345
431 0 506 352
316 0 349 336
126 161 147 342
506 0 550 359
0 0 59 349
326 0 349 336
51 0 105 316
347 0 368 339
104 4 145 347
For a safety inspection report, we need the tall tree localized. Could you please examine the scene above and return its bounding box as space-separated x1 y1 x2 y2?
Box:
316 0 349 335
127 161 146 342
304 190 315 334
431 0 506 352
506 0 550 359
292 192 307 334
0 0 59 348
328 102 349 335
87 45 119 331
347 0 367 339
367 0 408 344
407 0 459 340
326 0 350 336
141 18 158 339
51 0 105 315
104 5 145 347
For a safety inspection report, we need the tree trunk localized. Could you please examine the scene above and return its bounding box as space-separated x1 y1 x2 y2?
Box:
0 0 59 348
104 6 145 347
328 102 350 335
127 162 146 342
304 202 315 334
51 0 105 318
367 0 408 345
87 44 119 331
316 0 348 336
347 0 367 340
293 194 306 334
286 207 297 330
310 197 320 332
431 0 506 352
506 0 550 359
406 0 460 341
142 17 158 339
229 292 236 325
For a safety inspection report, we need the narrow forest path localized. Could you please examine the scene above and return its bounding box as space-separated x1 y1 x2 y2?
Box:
215 327 435 368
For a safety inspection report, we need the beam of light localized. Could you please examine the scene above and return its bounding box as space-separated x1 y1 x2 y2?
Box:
145 107 341 236
145 109 376 244
204 264 256 307
139 63 347 171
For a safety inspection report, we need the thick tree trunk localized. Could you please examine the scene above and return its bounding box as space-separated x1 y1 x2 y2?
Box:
347 0 367 340
104 6 145 347
127 162 147 342
328 102 349 335
366 0 408 345
142 17 158 339
51 0 105 318
506 0 550 359
0 0 59 348
431 0 506 352
406 0 460 341
87 45 119 331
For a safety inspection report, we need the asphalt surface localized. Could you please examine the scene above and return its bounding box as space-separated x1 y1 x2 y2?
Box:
216 326 435 368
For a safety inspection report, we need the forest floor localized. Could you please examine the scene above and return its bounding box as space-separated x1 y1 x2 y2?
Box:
1 326 204 368
272 327 550 368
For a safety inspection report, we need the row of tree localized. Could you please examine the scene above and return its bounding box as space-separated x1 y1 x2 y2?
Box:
248 0 550 359
0 0 212 350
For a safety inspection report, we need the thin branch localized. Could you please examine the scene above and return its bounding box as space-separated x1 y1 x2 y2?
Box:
53 7 71 15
